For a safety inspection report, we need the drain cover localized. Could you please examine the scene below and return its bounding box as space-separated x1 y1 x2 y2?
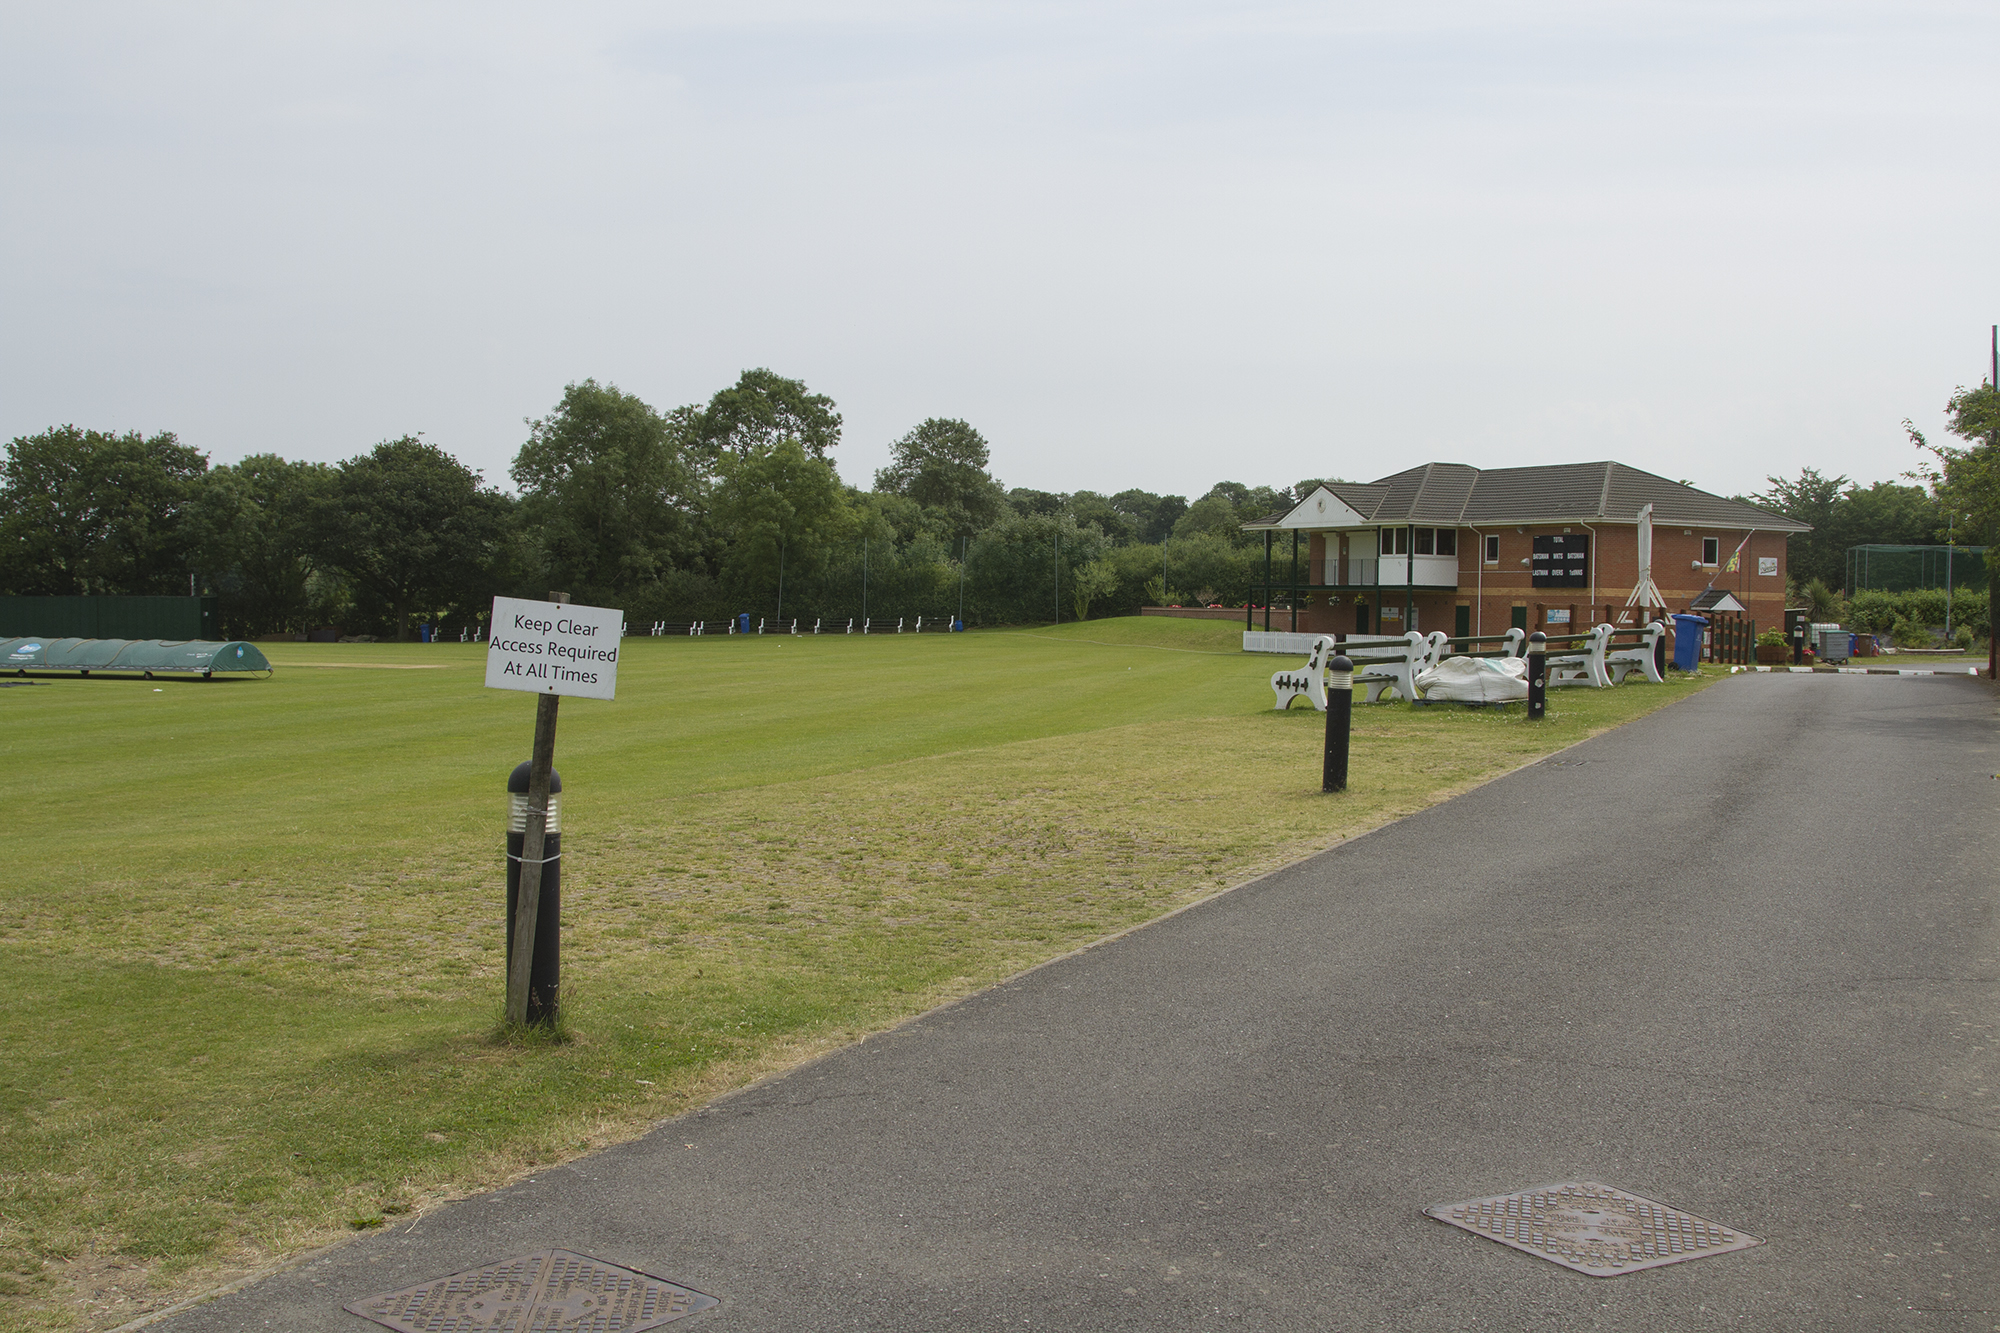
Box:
344 1249 717 1331
1425 1181 1761 1276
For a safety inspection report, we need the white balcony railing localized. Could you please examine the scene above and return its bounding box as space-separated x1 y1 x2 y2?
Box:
1321 554 1457 587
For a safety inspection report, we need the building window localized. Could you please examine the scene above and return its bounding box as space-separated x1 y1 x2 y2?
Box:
1398 527 1457 556
1484 534 1500 564
1701 537 1719 565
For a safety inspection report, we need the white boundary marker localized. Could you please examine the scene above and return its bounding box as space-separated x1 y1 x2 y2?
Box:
1735 664 1981 677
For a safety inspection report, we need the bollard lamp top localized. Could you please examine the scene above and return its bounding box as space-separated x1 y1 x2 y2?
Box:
1328 654 1354 673
507 761 564 794
1528 631 1547 646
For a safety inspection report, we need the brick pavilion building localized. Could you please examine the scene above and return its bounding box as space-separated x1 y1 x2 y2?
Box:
1239 461 1809 640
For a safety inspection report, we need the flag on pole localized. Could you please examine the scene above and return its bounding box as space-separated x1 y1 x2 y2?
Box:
1723 531 1751 573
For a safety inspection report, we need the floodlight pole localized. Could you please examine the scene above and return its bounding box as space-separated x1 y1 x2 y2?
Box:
507 591 566 1027
1945 515 1953 638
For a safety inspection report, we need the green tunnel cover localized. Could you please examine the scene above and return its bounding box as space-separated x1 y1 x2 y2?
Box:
0 638 272 674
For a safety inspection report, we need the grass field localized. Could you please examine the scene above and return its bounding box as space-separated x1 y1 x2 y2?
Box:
0 617 1718 1330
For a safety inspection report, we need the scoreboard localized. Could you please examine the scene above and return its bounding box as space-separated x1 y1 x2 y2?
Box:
1531 535 1589 589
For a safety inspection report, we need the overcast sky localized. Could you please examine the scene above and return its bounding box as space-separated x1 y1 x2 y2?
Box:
3 2 1995 505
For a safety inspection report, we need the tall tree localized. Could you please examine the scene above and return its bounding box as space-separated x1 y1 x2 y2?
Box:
0 426 207 595
964 509 1109 625
1062 490 1137 545
1171 494 1245 544
1110 489 1187 545
512 380 701 602
1005 487 1063 518
711 438 851 608
1754 467 1943 591
695 369 841 460
1838 481 1942 548
873 418 1007 542
311 436 512 640
1752 467 1849 590
1909 380 2000 672
188 454 331 635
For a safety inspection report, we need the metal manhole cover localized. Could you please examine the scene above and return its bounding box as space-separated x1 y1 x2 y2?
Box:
344 1249 717 1331
1425 1181 1761 1276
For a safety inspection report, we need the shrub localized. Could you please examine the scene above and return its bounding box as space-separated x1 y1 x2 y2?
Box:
1846 589 1898 633
1903 587 1949 627
1103 542 1167 617
1803 578 1843 621
1890 617 1933 649
1951 587 1990 636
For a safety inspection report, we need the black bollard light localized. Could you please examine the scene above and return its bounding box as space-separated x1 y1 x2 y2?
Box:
1323 653 1353 792
506 760 562 1026
1527 632 1547 720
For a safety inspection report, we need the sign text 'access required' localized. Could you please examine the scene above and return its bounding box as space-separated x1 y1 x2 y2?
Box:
484 596 623 700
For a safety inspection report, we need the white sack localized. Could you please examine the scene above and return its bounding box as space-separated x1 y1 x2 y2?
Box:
1415 654 1530 703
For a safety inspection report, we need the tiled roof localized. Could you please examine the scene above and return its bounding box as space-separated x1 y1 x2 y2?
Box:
1254 462 1809 532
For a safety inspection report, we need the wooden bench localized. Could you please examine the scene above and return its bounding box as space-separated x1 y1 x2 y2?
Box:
1604 620 1666 684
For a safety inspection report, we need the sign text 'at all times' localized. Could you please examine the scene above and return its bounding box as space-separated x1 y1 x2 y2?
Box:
484 596 623 700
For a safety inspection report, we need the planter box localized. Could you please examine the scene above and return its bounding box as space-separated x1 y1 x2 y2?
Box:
1755 644 1791 664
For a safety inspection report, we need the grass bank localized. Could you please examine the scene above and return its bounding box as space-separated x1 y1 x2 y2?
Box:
0 618 1717 1329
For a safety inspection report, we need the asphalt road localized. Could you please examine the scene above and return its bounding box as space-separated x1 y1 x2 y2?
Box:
151 672 1999 1333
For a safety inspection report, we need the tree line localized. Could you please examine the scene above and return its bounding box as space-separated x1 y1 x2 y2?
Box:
0 370 1334 640
1751 377 2000 641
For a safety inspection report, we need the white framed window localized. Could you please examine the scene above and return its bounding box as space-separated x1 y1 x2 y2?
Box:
1435 528 1457 557
1701 537 1719 565
1484 534 1500 564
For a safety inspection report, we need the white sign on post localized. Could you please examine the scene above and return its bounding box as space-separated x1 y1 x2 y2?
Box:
484 597 624 700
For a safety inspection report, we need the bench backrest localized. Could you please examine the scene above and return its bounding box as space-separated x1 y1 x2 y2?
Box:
1339 632 1429 664
1606 620 1664 648
1439 628 1526 659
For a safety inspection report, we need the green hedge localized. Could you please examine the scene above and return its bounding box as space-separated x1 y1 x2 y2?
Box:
1845 587 1989 635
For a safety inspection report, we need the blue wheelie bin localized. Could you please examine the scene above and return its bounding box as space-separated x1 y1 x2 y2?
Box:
1670 614 1707 671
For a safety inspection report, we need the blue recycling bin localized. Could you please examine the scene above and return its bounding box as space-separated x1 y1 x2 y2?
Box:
738 613 751 634
1670 614 1707 671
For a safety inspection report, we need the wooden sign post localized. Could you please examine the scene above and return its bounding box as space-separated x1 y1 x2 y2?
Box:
485 591 623 1027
